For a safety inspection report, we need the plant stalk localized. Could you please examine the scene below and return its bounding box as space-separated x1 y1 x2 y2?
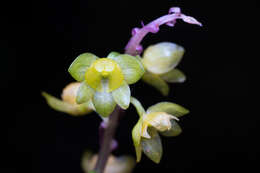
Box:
93 106 123 173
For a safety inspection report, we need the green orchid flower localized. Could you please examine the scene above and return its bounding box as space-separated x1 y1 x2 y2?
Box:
141 42 187 96
42 82 94 116
130 97 189 163
68 52 145 117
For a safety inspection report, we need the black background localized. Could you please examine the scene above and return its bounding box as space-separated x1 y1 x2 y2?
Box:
4 0 255 173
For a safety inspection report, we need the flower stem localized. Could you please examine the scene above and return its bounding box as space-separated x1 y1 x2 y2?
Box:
93 106 123 173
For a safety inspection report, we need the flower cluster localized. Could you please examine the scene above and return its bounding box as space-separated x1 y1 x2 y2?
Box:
42 6 202 170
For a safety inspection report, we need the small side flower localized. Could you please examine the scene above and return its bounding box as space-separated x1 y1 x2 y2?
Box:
42 82 94 116
131 97 189 163
141 42 187 96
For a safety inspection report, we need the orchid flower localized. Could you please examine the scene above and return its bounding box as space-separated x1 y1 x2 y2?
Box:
68 52 144 117
42 82 94 116
131 97 189 163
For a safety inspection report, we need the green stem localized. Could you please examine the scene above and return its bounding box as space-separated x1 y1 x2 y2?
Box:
93 106 123 173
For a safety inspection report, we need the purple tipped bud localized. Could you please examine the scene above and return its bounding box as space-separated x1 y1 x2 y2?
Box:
169 7 181 14
180 14 203 26
131 27 140 36
136 45 143 54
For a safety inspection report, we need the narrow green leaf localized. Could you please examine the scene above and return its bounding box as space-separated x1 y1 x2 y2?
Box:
93 91 116 117
76 82 94 104
130 97 146 117
109 54 145 84
132 118 143 162
112 82 130 109
142 72 169 96
160 68 186 83
160 119 182 137
68 53 98 81
141 128 162 164
147 102 189 117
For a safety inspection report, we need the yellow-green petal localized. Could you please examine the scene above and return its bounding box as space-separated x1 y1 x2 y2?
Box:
142 112 176 138
112 81 130 109
132 118 143 162
147 102 189 117
68 53 99 81
107 51 120 59
160 68 186 83
76 82 95 104
160 119 182 137
93 90 116 117
109 54 145 84
141 128 162 164
142 72 169 96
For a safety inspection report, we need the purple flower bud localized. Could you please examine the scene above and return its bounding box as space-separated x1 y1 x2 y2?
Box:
136 45 143 54
168 7 181 14
180 14 203 26
131 27 140 36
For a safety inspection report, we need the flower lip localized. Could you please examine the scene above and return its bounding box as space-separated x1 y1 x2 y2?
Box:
85 58 124 92
94 58 116 73
141 111 178 138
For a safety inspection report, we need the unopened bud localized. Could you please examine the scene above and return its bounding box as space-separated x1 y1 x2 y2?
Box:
142 42 185 74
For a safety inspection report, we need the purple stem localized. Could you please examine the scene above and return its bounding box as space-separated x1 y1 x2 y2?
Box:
94 106 123 173
99 121 118 151
125 7 202 56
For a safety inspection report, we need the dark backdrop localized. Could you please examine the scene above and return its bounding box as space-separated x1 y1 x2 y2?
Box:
4 0 255 173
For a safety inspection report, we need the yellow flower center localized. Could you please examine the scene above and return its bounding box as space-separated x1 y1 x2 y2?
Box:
85 58 124 92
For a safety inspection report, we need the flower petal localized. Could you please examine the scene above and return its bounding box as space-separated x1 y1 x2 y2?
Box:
42 92 93 116
93 90 116 117
142 72 169 96
147 102 189 117
109 54 145 84
141 128 162 164
61 82 81 104
107 63 124 92
76 82 95 104
160 119 182 137
132 118 143 162
107 51 120 59
142 112 177 135
68 53 99 81
85 64 103 91
159 68 186 83
112 82 130 109
142 42 185 74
